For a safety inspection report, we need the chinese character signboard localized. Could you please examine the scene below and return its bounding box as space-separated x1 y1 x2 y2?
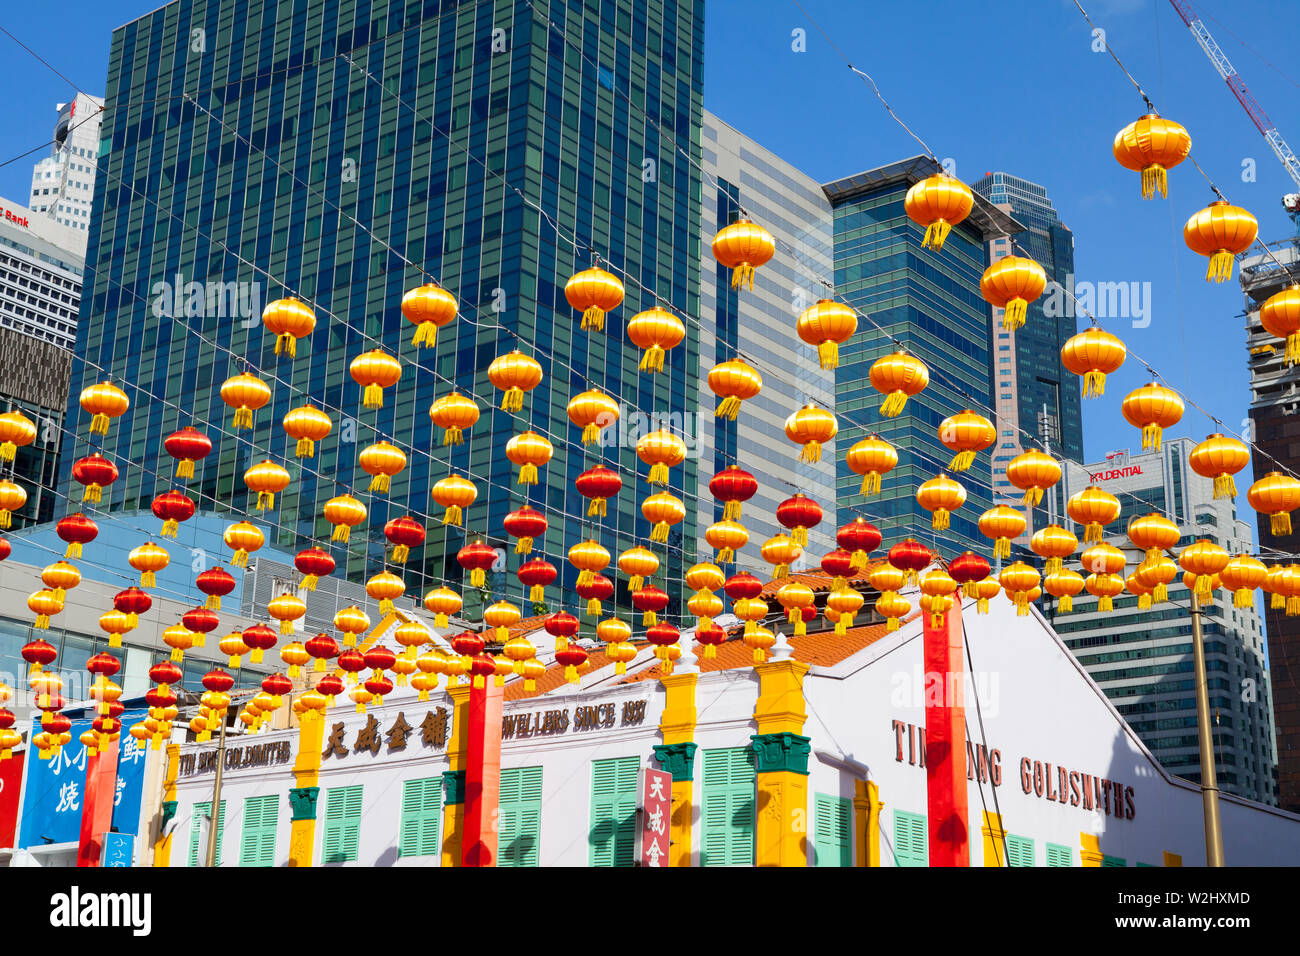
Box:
637 767 672 867
101 830 133 868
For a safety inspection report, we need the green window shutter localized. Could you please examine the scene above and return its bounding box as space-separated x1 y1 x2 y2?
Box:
893 810 927 867
701 747 755 867
589 756 640 867
1102 854 1127 867
1136 862 1156 867
814 793 852 867
1006 834 1034 867
188 800 226 867
321 785 363 864
499 767 543 867
239 794 279 866
1045 843 1073 867
399 777 443 858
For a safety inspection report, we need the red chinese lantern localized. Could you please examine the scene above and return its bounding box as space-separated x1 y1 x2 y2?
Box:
576 466 622 518
202 667 235 694
295 547 336 591
632 585 670 626
305 633 340 672
164 426 212 479
0 537 9 562
21 638 57 676
148 660 182 694
544 612 580 653
646 622 681 667
695 622 727 657
457 540 498 588
316 673 345 704
577 573 615 617
152 489 196 538
776 494 823 548
556 643 589 684
837 517 882 571
888 538 931 586
72 453 118 504
504 505 548 554
114 586 152 626
337 648 367 685
384 515 426 563
820 549 855 589
948 551 991 599
195 567 236 610
182 607 220 647
518 558 557 603
242 623 278 664
710 466 758 521
57 513 98 558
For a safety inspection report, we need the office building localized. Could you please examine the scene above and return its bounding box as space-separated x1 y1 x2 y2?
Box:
697 111 837 566
1052 439 1277 805
824 157 1020 555
1242 236 1300 811
62 1 705 621
972 172 1079 530
28 92 105 241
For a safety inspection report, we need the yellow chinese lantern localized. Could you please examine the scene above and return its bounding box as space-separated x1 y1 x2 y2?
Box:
1135 556 1178 604
280 641 311 677
220 373 271 430
796 299 857 369
1178 540 1230 601
484 601 522 643
1184 200 1258 282
394 620 430 660
41 561 80 602
618 546 659 592
324 494 367 542
1044 569 1085 612
919 569 958 627
261 297 316 357
1189 434 1250 500
488 350 543 412
163 623 195 662
243 459 290 511
129 541 169 586
636 429 687 484
708 358 763 420
642 492 685 543
876 592 911 632
431 473 477 526
999 562 1040 616
506 431 553 486
282 405 332 458
761 533 801 580
567 389 619 445
565 266 624 332
99 609 133 648
688 589 724 634
1113 113 1192 199
1067 486 1120 545
1125 572 1154 610
79 381 129 436
429 392 480 446
775 581 815 636
223 521 265 568
627 308 685 373
706 519 749 564
1084 572 1125 613
1127 512 1179 567
869 351 929 417
743 625 776 664
869 563 906 600
359 441 406 493
712 218 776 290
1248 471 1300 536
401 283 458 348
826 587 865 635
917 474 966 531
904 174 973 251
367 571 406 614
1080 543 1127 577
334 605 371 648
685 562 725 595
1260 285 1300 365
423 587 462 628
784 403 837 463
1220 554 1267 609
846 435 897 496
1030 524 1077 575
973 577 1002 615
980 256 1047 331
0 410 36 462
268 592 307 635
27 589 62 629
1060 326 1127 398
349 350 402 410
1121 382 1183 451
938 410 995 472
0 479 24 529
979 505 1027 560
568 540 611 588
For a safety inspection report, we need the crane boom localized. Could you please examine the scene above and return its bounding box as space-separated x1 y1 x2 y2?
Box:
1168 0 1300 193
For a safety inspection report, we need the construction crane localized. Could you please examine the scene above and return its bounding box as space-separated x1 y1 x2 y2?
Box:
1168 0 1300 225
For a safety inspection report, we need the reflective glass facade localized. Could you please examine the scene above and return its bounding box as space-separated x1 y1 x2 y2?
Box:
63 0 705 620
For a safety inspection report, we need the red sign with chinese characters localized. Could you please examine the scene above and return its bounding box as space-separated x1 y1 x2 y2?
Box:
637 767 672 867
0 751 24 848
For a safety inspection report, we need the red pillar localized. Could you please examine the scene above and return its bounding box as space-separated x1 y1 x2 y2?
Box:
923 600 969 867
461 680 503 867
77 741 120 867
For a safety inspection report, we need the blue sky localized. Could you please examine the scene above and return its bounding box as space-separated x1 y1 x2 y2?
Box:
1 0 1297 472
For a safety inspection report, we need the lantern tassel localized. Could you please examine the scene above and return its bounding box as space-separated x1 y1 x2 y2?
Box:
109 634 122 649
295 438 315 458
471 569 485 588
948 450 975 472
615 660 627 675
651 522 669 543
83 484 102 503
1206 251 1235 283
515 537 533 555
518 464 538 486
850 551 867 572
922 220 952 250
500 387 523 412
586 599 601 616
393 545 410 563
1098 595 1113 613
835 576 848 590
230 550 249 568
1083 370 1107 399
931 509 950 531
0 511 11 530
717 547 734 564
435 614 448 628
582 423 601 444
1085 522 1103 545
628 575 644 593
581 306 606 332
648 463 669 485
233 407 253 430
1271 512 1292 536
716 395 742 420
1154 583 1168 604
886 617 900 632
412 322 438 347
995 537 1010 560
880 391 908 418
1213 474 1236 500
639 346 665 373
369 474 391 493
774 563 789 580
161 519 178 538
1022 487 1044 507
1289 595 1300 618
442 506 462 527
0 442 13 462
642 610 657 626
1234 587 1252 609
443 426 463 446
730 262 756 291
587 498 606 517
835 618 847 636
702 643 717 659
256 491 274 510
90 413 110 436
817 341 839 370
301 575 318 591
362 384 384 409
861 472 882 496
1001 298 1028 332
1140 164 1168 200
530 584 545 602
1287 332 1300 367
274 332 296 357
1141 423 1163 451
140 570 154 587
800 441 822 463
977 597 990 614
791 527 808 547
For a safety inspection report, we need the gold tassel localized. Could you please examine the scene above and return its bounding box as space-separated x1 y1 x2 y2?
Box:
1272 512 1292 536
91 413 110 435
35 615 49 629
500 387 523 412
140 569 154 586
1289 595 1300 617
818 341 839 369
642 610 657 625
730 262 756 290
435 613 448 628
716 395 741 420
835 576 848 590
250 648 263 664
412 322 437 347
948 450 975 471
257 491 274 510
774 563 789 580
442 506 462 526
1139 594 1152 610
922 220 952 250
931 509 950 531
651 522 669 543
1141 423 1163 451
161 519 178 538
518 463 538 486
629 575 645 593
301 575 318 591
861 472 881 496
582 423 600 444
1083 370 1106 399
850 551 867 571
233 407 253 430
275 332 295 356
581 306 605 332
1023 487 1044 507
717 547 734 564
1234 587 1252 608
1140 164 1168 200
615 661 627 675
800 441 822 463
362 384 383 408
393 545 410 563
586 598 601 616
1001 298 1028 332
639 346 665 373
792 527 807 547
443 426 463 446
515 537 533 555
724 501 741 521
0 442 13 461
649 463 668 485
1086 522 1102 545
295 438 314 458
1213 474 1236 500
332 524 350 542
1099 595 1113 613
977 597 989 614
835 618 846 636
577 569 594 588
880 391 907 417
587 498 606 517
230 550 248 568
471 569 485 588
1206 250 1235 283
1287 332 1300 367
887 617 899 632
369 474 390 493
1045 557 1062 576
996 537 1010 560
701 644 717 659
193 633 205 647
109 634 121 649
0 511 11 530
84 484 102 503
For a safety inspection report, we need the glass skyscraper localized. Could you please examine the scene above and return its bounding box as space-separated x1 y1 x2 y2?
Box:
63 0 704 622
825 157 1019 555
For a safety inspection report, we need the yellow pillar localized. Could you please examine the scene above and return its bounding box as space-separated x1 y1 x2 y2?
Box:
1163 851 1182 867
752 658 811 868
152 743 180 867
855 780 882 867
653 671 698 868
441 682 473 867
981 811 1007 867
287 711 326 867
1080 832 1103 867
